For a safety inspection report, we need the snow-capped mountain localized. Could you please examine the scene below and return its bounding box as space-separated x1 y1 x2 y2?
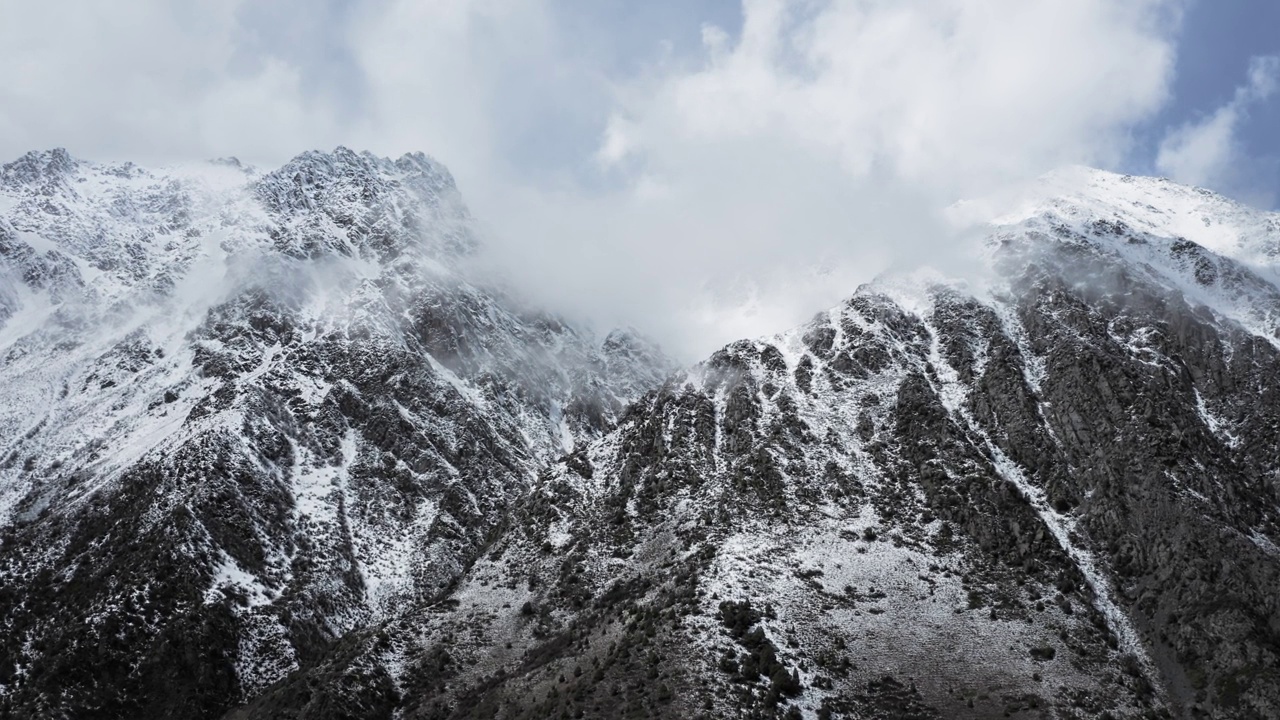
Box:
0 148 671 718
2 153 1279 720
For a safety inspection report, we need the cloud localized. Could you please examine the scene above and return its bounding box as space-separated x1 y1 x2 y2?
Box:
600 0 1178 193
474 0 1183 358
0 1 346 164
0 0 1185 360
1156 55 1280 202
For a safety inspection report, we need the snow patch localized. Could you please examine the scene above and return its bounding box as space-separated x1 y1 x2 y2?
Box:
205 551 276 608
1194 388 1240 448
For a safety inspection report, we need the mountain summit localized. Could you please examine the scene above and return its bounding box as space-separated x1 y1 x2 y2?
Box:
2 153 1279 719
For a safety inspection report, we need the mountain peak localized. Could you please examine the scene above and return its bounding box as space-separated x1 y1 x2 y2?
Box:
998 165 1280 263
0 147 79 188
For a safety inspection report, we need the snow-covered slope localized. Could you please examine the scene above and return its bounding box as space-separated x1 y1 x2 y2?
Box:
0 148 670 718
997 166 1280 265
3 156 1279 720
985 167 1280 343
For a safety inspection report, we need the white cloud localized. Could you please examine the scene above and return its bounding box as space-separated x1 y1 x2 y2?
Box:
0 0 1185 359
1156 55 1280 198
1155 109 1237 188
1246 55 1280 99
482 0 1182 357
604 0 1178 194
0 1 346 164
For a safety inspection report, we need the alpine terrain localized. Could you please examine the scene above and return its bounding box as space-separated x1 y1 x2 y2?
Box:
1 150 1279 720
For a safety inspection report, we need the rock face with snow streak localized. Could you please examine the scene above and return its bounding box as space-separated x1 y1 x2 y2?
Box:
3 155 1280 720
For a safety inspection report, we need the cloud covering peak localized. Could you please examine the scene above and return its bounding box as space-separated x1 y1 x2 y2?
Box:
0 0 1192 358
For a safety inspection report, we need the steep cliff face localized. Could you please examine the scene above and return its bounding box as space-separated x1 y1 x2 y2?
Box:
2 154 1279 720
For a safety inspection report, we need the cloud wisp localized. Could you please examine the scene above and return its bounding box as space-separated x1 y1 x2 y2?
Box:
1156 55 1280 206
0 0 1186 359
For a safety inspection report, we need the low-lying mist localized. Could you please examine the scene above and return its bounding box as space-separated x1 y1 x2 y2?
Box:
464 152 973 363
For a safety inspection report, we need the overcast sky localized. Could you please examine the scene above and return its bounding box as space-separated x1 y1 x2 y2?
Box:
1 0 1278 358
